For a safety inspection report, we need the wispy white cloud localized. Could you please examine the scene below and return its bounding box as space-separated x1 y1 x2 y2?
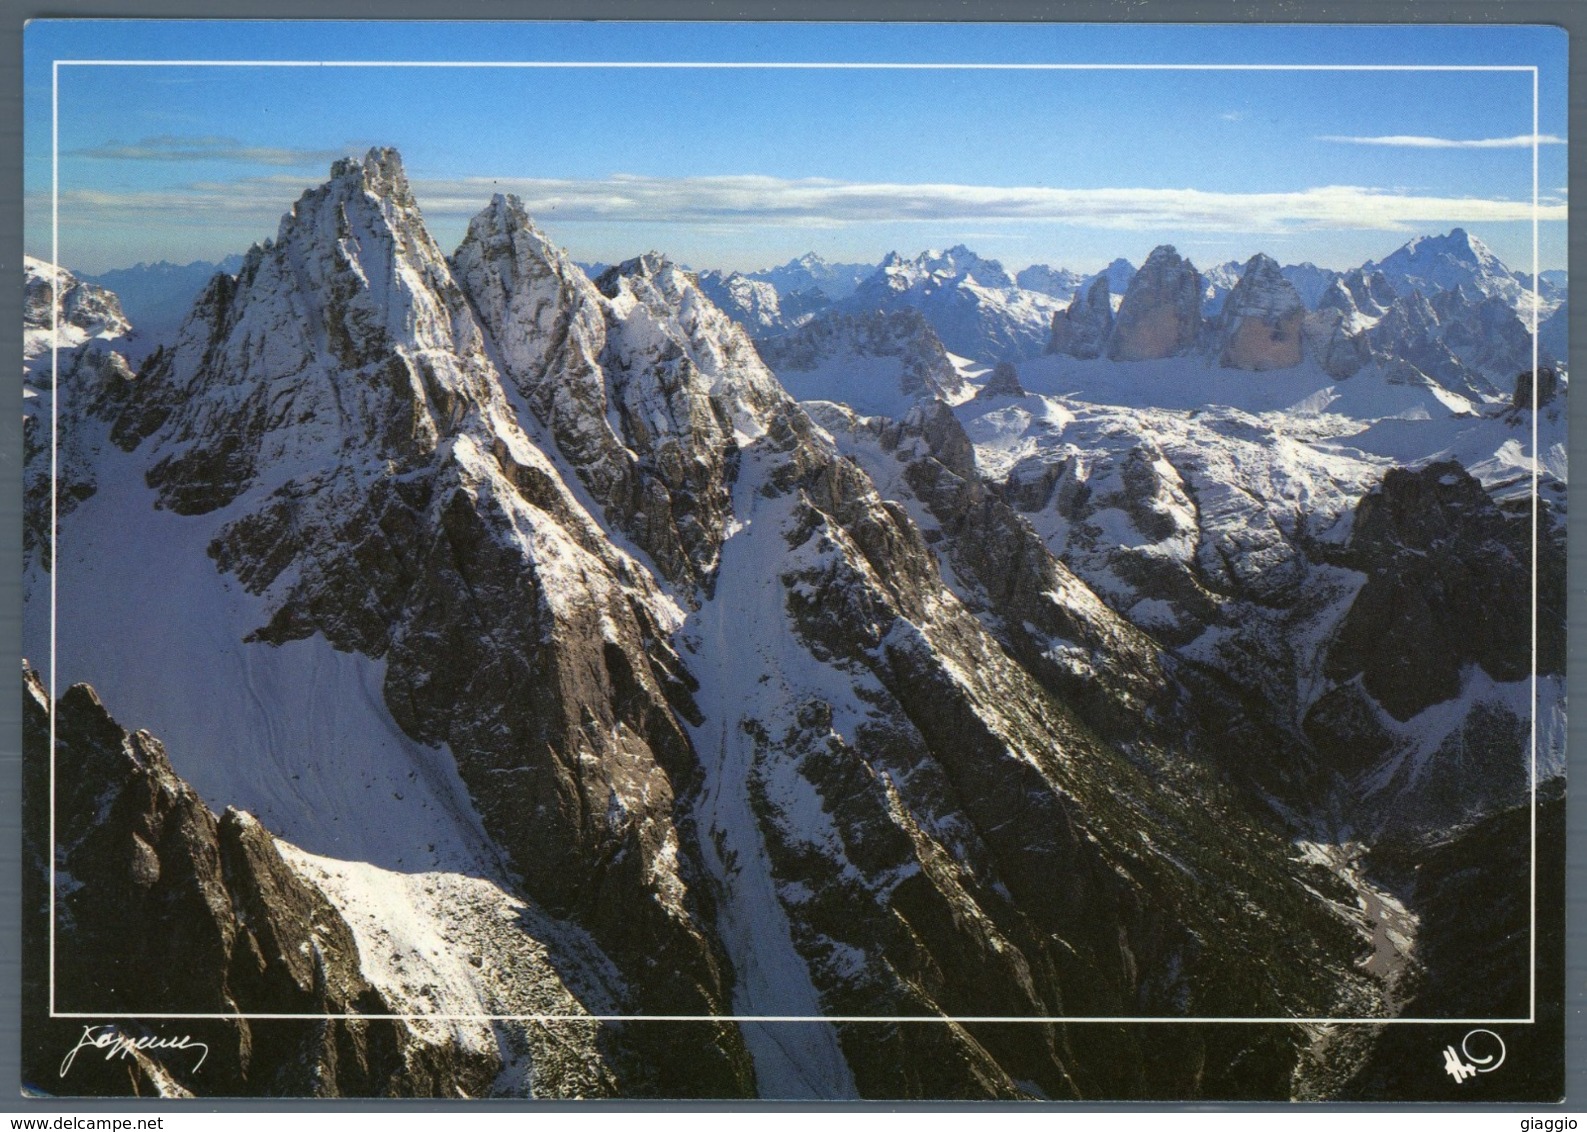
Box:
1219 111 1247 122
414 174 1567 232
68 135 359 167
1317 133 1566 149
43 172 1566 238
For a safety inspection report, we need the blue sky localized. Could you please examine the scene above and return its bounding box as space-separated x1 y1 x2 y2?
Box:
24 21 1568 277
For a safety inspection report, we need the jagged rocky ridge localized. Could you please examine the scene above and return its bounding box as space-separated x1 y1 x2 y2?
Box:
27 149 1561 1100
22 664 536 1097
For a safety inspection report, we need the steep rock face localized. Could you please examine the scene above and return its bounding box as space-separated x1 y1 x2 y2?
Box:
451 194 783 592
1213 254 1305 371
754 306 964 412
808 399 1178 742
1319 461 1562 721
101 153 753 1094
1366 291 1492 401
1046 275 1114 360
1361 284 1546 404
1302 308 1371 378
22 665 504 1098
22 259 145 570
1107 246 1202 362
1429 288 1549 381
1330 268 1398 322
23 340 138 568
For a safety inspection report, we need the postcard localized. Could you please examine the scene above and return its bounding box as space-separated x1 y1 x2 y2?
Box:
19 20 1567 1102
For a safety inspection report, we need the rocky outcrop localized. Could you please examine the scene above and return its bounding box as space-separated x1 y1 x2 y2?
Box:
1107 246 1202 361
974 360 1025 399
1330 268 1398 320
1213 254 1305 371
22 665 504 1098
1317 461 1563 721
1302 307 1371 378
23 257 131 357
1511 366 1560 410
1301 460 1574 831
1046 275 1113 359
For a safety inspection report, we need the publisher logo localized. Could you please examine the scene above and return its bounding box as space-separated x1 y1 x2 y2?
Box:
1441 1029 1505 1084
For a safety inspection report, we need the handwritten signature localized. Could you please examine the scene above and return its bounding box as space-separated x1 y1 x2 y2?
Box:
60 1025 209 1079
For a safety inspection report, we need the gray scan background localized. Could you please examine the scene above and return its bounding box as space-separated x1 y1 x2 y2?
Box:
0 0 1581 1113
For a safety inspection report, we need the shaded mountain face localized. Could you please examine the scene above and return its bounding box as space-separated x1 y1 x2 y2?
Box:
749 252 875 302
1304 461 1564 833
1046 276 1114 361
21 259 140 568
27 148 1560 1102
21 665 524 1098
696 269 831 335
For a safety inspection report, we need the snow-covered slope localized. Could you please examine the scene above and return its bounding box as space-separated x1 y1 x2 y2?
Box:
754 307 964 417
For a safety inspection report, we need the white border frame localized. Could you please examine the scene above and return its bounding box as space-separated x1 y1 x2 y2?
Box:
44 54 1546 1029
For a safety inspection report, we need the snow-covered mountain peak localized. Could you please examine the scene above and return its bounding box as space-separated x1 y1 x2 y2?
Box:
23 256 131 360
862 245 1015 293
1367 227 1548 318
